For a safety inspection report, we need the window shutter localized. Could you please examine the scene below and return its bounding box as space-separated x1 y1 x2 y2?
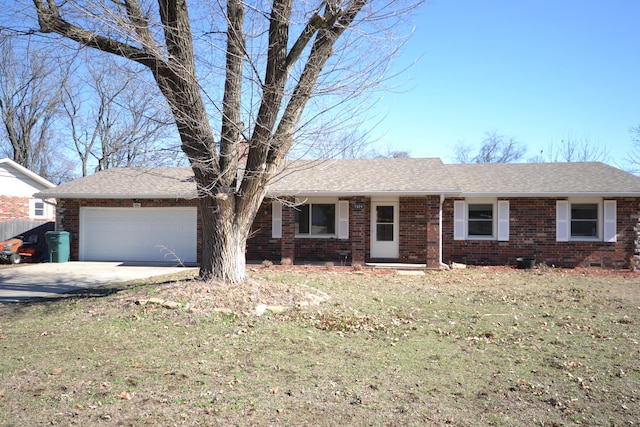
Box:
338 200 349 239
454 200 466 240
603 200 617 242
271 200 282 238
497 200 509 241
556 200 569 242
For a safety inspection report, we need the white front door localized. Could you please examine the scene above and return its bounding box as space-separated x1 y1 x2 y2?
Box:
370 200 399 258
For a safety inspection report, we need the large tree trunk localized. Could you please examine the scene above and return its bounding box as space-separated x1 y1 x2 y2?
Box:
197 181 268 283
198 196 247 283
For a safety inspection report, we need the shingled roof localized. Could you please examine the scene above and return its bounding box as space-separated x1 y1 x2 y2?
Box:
36 159 640 199
37 167 197 199
448 162 640 196
266 158 459 196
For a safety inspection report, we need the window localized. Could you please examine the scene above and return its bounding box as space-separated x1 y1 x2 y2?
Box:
375 205 394 241
296 203 336 236
454 199 509 241
556 199 616 242
468 203 493 236
571 203 598 238
30 199 47 218
34 201 45 217
271 199 348 239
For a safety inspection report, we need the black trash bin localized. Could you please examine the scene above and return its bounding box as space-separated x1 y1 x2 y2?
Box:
45 231 71 263
516 256 536 269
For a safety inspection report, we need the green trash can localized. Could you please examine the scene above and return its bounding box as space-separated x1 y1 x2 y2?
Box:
45 231 71 263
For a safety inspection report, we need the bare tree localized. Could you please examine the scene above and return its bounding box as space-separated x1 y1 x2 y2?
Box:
62 59 176 176
530 134 610 163
453 130 526 164
626 125 640 174
0 35 73 180
25 0 420 283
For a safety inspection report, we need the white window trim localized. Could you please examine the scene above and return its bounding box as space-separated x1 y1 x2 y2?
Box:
29 198 48 219
294 198 344 239
557 198 608 242
455 198 500 241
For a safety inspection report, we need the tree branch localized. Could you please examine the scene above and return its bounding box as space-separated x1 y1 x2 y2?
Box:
32 0 158 69
219 0 245 186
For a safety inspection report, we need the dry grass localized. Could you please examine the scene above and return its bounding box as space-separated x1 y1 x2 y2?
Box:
0 266 638 426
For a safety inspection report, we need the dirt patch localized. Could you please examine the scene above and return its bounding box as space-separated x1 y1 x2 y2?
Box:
107 264 396 316
112 276 329 316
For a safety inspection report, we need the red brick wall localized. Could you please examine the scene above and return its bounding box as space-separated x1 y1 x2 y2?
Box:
397 197 428 263
442 197 639 269
57 196 640 269
426 195 442 269
247 197 361 264
0 196 30 221
247 196 441 266
56 198 200 261
349 198 368 264
246 201 282 261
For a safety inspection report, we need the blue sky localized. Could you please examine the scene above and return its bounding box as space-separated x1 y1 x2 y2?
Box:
369 0 639 167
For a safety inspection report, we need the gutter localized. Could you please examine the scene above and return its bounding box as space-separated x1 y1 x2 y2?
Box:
267 189 462 198
33 193 199 200
456 192 640 198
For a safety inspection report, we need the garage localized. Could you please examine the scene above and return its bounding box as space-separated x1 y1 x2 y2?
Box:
79 207 197 263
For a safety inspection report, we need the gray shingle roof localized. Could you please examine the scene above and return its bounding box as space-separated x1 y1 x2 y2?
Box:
36 160 640 199
266 158 459 196
448 162 640 196
37 167 197 199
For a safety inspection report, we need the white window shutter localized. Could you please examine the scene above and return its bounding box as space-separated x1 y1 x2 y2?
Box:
454 200 466 240
497 200 509 241
603 200 617 242
556 200 570 242
338 200 349 239
271 200 282 238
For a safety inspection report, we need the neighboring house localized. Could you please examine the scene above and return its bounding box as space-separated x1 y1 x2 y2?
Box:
0 158 56 224
36 159 640 269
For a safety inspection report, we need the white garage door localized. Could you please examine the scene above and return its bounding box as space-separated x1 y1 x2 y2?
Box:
80 207 197 263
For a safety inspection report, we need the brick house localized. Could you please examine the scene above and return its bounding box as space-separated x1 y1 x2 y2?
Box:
37 158 640 269
0 158 55 225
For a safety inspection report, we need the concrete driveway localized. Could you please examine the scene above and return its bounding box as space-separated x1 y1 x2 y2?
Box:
0 262 198 303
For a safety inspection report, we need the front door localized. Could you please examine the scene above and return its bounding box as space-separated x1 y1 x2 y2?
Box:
370 200 399 258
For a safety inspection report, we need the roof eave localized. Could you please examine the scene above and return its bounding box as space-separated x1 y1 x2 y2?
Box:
35 192 198 200
457 192 640 198
267 189 462 198
1 158 56 189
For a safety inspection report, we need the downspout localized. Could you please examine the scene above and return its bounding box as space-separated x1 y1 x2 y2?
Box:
439 193 450 270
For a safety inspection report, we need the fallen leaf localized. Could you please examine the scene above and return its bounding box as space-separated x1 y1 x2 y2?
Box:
117 391 132 400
